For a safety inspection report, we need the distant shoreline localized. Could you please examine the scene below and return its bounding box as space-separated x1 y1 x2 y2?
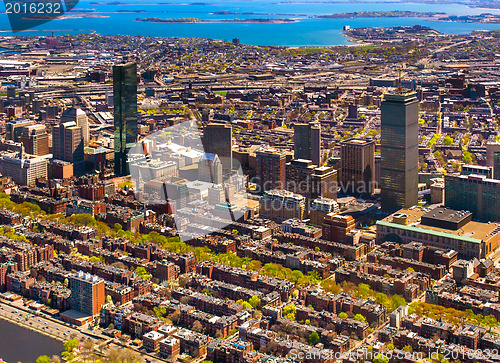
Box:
311 11 444 19
136 17 299 23
134 11 500 25
22 14 109 20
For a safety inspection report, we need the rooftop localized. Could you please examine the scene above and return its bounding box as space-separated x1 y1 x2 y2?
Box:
379 207 500 243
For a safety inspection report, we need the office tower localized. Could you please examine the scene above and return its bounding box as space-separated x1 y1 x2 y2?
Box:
32 99 44 114
286 159 315 197
347 104 358 119
70 271 105 316
445 174 500 222
486 142 500 180
6 118 34 142
52 121 84 174
286 159 337 200
375 154 381 187
198 153 223 184
311 165 337 200
203 123 232 173
256 148 286 192
61 108 89 147
0 148 48 186
380 91 419 212
113 63 138 177
6 86 15 99
19 124 50 156
294 121 321 166
340 138 376 195
46 104 61 120
260 189 306 222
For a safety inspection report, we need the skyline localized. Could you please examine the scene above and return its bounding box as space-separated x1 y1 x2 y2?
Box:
2 2 500 362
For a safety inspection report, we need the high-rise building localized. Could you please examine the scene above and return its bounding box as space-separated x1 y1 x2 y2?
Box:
340 138 376 195
347 103 358 119
203 123 232 173
6 118 33 142
113 63 138 176
70 271 105 316
286 159 337 201
260 189 306 222
380 91 419 212
486 142 500 180
294 121 321 166
0 149 48 186
311 166 337 200
61 108 89 147
19 124 50 156
445 174 500 222
52 121 84 174
256 148 286 193
286 159 315 197
198 153 223 184
6 86 15 99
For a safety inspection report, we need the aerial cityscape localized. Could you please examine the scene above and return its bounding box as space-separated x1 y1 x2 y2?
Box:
2 0 500 362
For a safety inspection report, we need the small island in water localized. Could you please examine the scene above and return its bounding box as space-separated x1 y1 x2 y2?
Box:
312 11 444 19
136 17 298 23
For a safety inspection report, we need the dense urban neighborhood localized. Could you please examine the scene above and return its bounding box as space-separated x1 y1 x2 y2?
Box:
1 28 500 363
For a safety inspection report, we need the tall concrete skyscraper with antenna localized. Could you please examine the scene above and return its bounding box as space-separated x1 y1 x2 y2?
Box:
380 90 419 212
113 63 138 176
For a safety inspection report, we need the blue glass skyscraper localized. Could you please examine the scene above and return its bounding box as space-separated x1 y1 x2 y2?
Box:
113 63 138 176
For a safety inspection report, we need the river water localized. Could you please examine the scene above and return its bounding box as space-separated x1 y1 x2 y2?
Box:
0 319 63 363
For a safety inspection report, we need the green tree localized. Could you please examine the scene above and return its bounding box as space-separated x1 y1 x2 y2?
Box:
403 345 413 352
354 313 367 323
236 299 252 309
357 283 370 298
463 151 473 164
64 339 78 352
36 356 51 363
291 270 304 285
283 304 296 320
154 306 167 318
375 292 388 306
338 312 348 319
308 331 320 345
391 294 406 310
321 279 341 294
483 315 500 330
373 353 389 363
306 270 321 284
135 266 152 280
248 295 261 309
